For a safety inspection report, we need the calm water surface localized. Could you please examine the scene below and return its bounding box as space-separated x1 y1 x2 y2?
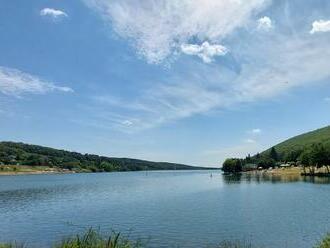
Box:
0 170 330 247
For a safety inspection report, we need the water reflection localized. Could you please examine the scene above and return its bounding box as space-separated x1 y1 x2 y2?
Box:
222 172 330 184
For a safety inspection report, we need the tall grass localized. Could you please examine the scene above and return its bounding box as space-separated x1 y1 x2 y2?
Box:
215 241 256 248
315 233 330 248
0 243 25 248
53 228 141 248
1 230 330 248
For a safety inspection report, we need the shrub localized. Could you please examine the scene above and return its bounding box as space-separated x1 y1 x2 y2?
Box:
315 233 330 248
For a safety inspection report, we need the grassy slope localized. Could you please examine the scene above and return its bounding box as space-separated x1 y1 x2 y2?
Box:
262 125 330 157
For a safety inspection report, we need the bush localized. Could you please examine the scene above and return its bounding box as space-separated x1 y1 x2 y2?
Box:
315 233 330 248
53 228 141 248
222 158 242 173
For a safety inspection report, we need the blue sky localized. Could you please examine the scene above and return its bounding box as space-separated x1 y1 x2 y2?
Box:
1 0 330 167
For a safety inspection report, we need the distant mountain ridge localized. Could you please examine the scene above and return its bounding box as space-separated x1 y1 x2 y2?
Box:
0 141 207 172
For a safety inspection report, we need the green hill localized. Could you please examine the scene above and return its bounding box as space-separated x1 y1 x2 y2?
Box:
0 141 206 172
222 126 330 173
262 125 330 161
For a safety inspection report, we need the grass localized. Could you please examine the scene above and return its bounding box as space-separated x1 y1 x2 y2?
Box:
0 243 25 248
262 125 330 156
315 234 330 248
215 241 257 248
53 228 141 248
1 229 330 248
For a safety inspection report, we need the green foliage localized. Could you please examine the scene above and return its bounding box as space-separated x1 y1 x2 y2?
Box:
222 158 242 173
222 126 330 171
269 147 278 161
262 126 330 161
216 241 256 248
0 243 25 248
53 228 140 248
0 142 202 172
314 233 330 248
256 157 275 169
1 230 329 248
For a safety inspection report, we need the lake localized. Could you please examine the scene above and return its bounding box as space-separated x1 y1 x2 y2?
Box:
0 170 330 248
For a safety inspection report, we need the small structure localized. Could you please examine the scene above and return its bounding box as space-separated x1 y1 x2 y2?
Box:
243 163 257 171
280 163 291 168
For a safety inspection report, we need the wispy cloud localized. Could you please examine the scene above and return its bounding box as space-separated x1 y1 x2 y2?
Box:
244 138 257 144
310 20 330 34
325 97 330 102
257 16 273 31
181 42 228 63
40 8 68 20
0 66 73 97
84 30 330 132
78 1 330 133
249 128 262 134
85 0 269 63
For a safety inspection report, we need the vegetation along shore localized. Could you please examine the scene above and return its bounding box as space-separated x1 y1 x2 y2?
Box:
0 229 329 248
0 141 212 175
222 126 330 177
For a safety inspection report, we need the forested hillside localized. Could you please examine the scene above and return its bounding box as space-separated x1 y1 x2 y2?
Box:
262 126 330 161
0 141 204 172
222 126 330 173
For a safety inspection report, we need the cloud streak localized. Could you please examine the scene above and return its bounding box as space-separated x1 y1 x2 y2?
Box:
310 20 330 34
40 8 68 19
85 30 330 132
85 0 269 63
250 129 262 134
79 1 330 133
0 66 73 97
181 42 228 63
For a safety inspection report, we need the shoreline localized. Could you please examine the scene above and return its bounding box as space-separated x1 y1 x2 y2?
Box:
0 165 75 176
0 165 217 176
0 170 75 176
245 167 330 178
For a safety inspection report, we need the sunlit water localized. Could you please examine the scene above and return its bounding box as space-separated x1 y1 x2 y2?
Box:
0 170 330 248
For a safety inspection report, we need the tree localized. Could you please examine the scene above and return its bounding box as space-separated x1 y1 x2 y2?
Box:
309 143 328 173
269 147 279 161
99 161 115 172
299 150 311 174
222 158 242 173
257 157 275 169
284 149 303 163
245 154 252 163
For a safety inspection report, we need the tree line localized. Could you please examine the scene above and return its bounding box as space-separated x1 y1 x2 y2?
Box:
0 141 198 172
222 143 330 174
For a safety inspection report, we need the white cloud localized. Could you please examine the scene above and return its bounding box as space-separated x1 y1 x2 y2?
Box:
250 128 262 134
257 16 273 31
0 66 73 97
325 97 330 102
310 20 330 34
84 0 269 63
245 138 256 144
84 30 330 132
181 42 228 63
40 8 68 19
122 120 133 126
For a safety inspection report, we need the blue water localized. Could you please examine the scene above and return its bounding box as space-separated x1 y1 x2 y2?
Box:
0 170 330 248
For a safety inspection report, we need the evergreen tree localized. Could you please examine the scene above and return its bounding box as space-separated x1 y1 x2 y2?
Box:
269 147 279 161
